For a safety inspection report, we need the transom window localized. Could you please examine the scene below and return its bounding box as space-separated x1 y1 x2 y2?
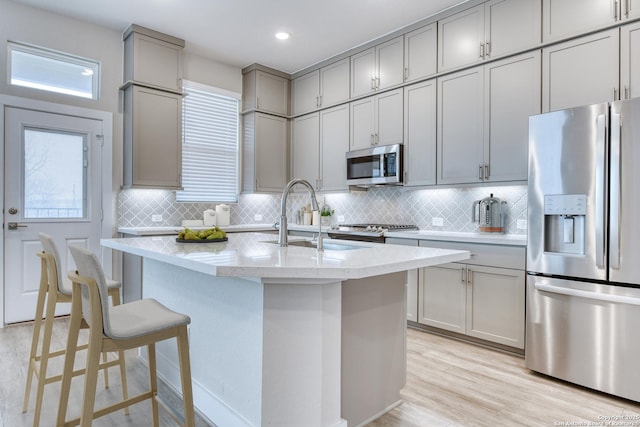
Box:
177 81 240 203
8 41 100 100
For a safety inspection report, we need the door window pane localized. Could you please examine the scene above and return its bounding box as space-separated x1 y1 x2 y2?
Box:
24 128 87 219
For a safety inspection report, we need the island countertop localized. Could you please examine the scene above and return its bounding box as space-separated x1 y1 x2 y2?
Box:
101 232 469 280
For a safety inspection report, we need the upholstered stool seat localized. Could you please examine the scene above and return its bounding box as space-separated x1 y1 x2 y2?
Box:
57 245 195 427
22 233 127 427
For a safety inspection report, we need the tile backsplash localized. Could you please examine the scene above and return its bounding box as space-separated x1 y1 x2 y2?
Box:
118 184 527 235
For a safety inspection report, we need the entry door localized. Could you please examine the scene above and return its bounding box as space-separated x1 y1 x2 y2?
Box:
4 107 104 324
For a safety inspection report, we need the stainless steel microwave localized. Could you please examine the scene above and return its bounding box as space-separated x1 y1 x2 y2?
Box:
346 143 403 187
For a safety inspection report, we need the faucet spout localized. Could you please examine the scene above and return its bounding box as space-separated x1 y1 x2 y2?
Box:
278 178 319 247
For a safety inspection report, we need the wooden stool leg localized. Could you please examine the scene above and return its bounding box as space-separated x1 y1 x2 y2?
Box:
22 262 48 413
79 326 103 427
148 343 160 427
101 351 110 388
109 289 129 415
177 326 195 427
56 303 82 427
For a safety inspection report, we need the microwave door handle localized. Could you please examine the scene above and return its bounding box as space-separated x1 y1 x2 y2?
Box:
610 113 621 269
595 114 607 269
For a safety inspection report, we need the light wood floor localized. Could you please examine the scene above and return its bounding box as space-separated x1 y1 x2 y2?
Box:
2 319 639 427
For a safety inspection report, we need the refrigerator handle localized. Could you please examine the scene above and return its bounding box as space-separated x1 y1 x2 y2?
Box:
595 114 607 269
610 113 621 269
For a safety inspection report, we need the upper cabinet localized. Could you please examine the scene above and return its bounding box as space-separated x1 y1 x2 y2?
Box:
350 88 403 150
542 29 619 112
243 68 290 116
404 79 437 186
438 0 541 72
351 36 404 98
123 24 184 91
621 21 640 100
404 23 437 83
292 58 350 116
542 0 639 42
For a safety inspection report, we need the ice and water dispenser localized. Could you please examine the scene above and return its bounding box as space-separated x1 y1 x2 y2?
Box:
543 194 587 255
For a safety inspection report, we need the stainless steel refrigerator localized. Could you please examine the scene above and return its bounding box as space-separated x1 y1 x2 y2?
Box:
527 97 640 402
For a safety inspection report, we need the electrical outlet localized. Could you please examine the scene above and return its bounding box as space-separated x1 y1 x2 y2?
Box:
432 217 444 227
337 215 345 223
517 219 528 230
254 214 263 222
151 214 162 223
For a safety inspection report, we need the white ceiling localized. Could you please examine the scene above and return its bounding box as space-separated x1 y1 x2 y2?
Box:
9 0 468 74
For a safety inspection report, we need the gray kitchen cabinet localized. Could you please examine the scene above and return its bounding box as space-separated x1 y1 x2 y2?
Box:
437 51 540 185
403 23 437 83
621 21 640 100
123 24 184 91
542 0 636 42
291 105 349 191
542 29 619 112
418 240 526 349
292 58 350 116
242 112 289 193
292 70 320 116
350 88 403 150
403 79 436 186
351 36 404 98
243 68 290 116
385 237 419 323
123 84 183 189
438 0 541 72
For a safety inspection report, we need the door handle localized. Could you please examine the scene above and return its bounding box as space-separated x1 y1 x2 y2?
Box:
595 114 607 269
610 113 621 269
7 222 28 230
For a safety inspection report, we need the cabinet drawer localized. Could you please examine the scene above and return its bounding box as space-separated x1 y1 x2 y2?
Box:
418 240 525 270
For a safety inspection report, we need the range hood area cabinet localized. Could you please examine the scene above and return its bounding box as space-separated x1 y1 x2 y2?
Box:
121 25 185 189
123 84 183 189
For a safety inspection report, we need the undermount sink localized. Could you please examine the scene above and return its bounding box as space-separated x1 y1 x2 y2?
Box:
264 239 367 251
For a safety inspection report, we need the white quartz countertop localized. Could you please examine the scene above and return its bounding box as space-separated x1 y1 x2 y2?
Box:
384 230 527 246
102 232 469 280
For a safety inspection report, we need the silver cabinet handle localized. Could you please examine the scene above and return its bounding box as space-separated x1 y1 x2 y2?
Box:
318 95 322 107
479 165 484 180
484 164 489 180
7 222 28 230
376 77 380 89
461 268 466 284
625 0 629 17
371 134 375 146
614 88 618 100
467 268 472 285
610 112 621 269
479 43 484 58
371 78 376 90
404 67 409 81
614 0 619 20
595 114 607 269
624 86 629 100
485 41 491 57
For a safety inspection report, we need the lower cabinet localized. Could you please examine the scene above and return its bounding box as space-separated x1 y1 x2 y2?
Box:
418 239 526 350
385 237 419 322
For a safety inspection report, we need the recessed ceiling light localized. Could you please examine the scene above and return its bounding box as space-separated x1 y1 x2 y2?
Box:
275 32 290 40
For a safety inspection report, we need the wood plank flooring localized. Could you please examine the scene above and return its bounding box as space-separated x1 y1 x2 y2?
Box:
2 319 639 426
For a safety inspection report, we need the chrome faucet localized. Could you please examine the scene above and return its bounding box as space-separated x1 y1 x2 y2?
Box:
278 178 323 250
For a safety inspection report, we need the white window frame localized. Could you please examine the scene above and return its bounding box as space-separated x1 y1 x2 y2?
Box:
7 41 100 100
177 80 240 203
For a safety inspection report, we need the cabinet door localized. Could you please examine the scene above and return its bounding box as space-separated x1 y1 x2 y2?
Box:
292 70 319 116
320 58 350 107
484 51 541 182
125 32 182 91
350 97 375 150
621 22 640 100
542 0 616 42
291 113 320 188
376 36 404 90
351 47 376 98
437 67 484 185
485 0 541 58
375 88 404 146
128 86 182 189
438 4 484 72
542 29 619 112
419 263 466 333
404 24 437 83
385 238 419 322
466 266 525 349
255 113 288 192
256 71 289 116
404 80 436 186
320 105 349 191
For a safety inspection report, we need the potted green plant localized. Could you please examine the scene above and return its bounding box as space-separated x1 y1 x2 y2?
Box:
320 205 334 226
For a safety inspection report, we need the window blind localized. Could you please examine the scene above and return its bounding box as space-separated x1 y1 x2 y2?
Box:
177 82 240 202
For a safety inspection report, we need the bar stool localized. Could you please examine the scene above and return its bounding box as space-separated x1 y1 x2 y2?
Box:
58 245 195 427
22 233 128 427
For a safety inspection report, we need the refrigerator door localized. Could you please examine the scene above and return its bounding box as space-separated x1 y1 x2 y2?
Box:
610 98 640 285
527 102 608 280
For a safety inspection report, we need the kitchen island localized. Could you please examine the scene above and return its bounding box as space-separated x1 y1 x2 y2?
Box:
102 232 469 427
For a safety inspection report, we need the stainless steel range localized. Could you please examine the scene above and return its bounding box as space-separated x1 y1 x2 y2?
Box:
328 224 418 243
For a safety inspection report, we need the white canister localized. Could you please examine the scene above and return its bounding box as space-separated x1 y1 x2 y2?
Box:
203 209 216 226
312 211 320 226
215 204 230 226
303 212 312 225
